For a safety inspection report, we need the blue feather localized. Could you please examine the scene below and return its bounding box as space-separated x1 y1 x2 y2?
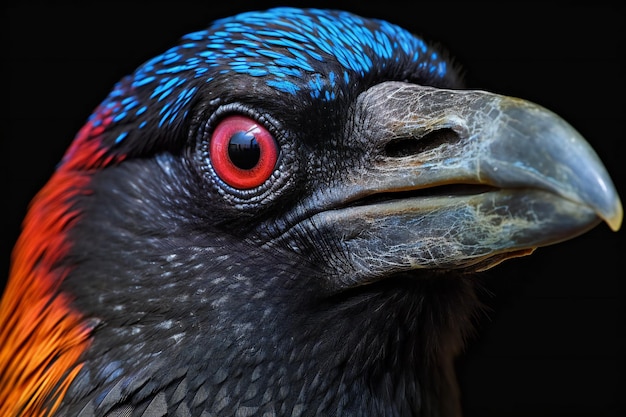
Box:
97 7 449 145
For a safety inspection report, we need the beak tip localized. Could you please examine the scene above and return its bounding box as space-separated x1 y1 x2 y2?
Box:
606 199 623 232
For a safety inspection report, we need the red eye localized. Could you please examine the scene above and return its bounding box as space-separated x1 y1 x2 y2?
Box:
210 115 279 189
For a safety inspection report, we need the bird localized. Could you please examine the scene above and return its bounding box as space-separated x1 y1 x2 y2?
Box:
0 6 622 417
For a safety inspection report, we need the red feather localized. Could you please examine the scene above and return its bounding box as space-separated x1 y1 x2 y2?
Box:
0 107 124 416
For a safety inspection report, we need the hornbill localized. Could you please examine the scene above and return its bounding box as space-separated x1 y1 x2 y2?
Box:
1 6 622 417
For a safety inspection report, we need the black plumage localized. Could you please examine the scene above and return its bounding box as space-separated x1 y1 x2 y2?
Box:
2 3 620 416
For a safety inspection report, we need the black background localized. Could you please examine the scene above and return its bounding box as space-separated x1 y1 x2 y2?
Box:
2 3 624 417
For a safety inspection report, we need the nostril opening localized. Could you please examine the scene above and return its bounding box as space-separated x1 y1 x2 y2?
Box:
384 128 460 157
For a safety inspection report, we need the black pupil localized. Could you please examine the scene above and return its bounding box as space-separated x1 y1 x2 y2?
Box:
228 131 260 170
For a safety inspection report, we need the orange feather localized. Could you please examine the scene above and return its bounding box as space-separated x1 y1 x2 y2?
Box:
0 109 123 417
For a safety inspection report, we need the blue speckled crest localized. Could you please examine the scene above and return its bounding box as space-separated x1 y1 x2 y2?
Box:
91 7 451 146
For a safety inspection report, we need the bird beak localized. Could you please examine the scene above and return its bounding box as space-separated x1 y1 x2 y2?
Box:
301 81 622 281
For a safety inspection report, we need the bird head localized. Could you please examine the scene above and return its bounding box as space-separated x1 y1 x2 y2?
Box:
1 7 622 417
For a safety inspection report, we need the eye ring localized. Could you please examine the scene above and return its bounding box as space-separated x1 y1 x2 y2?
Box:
210 115 279 189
